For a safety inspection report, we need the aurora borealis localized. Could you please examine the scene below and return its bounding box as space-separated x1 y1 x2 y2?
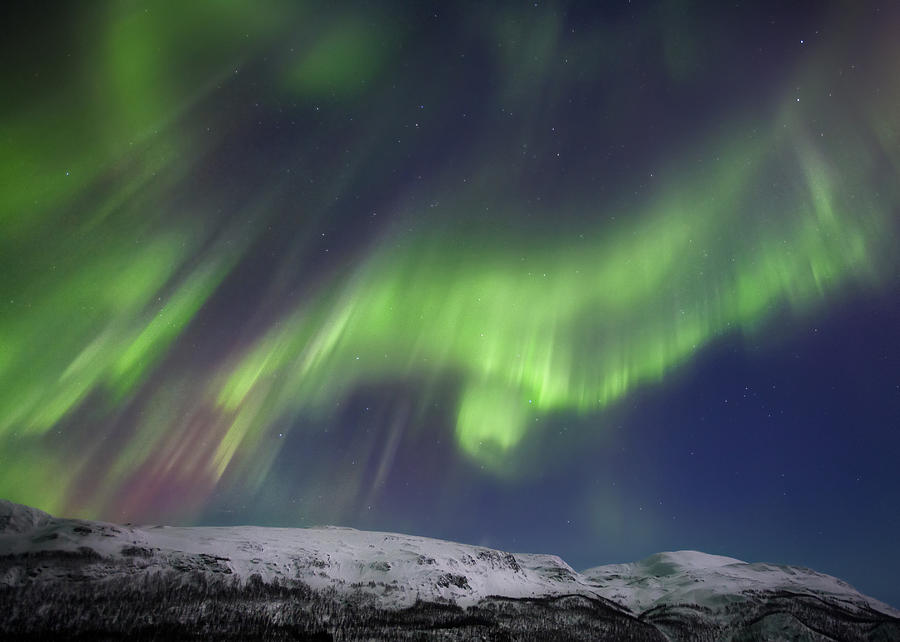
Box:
2 0 899 605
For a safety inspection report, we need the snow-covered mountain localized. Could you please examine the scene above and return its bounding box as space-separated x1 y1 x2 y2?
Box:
585 550 900 640
0 500 605 609
1 499 897 640
585 549 899 615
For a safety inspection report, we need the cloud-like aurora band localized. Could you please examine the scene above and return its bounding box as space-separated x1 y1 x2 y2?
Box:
209 114 895 484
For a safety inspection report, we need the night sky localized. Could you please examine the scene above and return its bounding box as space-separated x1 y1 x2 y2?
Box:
2 0 899 606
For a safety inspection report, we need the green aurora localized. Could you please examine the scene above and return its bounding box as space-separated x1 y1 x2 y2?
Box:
0 1 898 523
209 116 894 483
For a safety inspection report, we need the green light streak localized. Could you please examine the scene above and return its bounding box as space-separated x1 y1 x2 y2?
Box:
210 120 895 475
110 255 236 397
0 236 183 434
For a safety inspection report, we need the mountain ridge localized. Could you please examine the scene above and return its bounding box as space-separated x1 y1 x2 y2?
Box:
1 499 897 640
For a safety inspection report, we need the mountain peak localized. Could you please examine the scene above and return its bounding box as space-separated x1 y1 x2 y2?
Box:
637 550 746 573
0 499 52 534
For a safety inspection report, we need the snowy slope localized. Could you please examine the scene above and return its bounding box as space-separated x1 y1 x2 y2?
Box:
0 500 608 609
1 498 896 628
583 549 900 618
0 500 52 533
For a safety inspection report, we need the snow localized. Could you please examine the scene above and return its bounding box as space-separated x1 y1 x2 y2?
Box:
1 500 896 619
138 524 594 606
0 501 604 608
583 549 900 617
0 500 52 534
